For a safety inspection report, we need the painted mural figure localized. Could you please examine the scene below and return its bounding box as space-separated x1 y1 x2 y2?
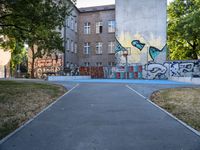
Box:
115 39 127 53
131 40 145 51
149 45 167 61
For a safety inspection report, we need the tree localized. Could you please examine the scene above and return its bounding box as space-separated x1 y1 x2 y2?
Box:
0 0 76 78
2 38 27 76
168 0 200 60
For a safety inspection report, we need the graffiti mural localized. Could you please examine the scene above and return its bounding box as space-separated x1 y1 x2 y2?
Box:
131 40 145 51
34 54 63 78
169 61 200 77
115 38 199 80
144 63 168 79
149 44 167 61
115 38 127 52
143 60 200 79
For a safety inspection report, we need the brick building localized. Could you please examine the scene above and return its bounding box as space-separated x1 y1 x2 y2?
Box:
31 4 116 78
78 5 116 67
63 4 116 67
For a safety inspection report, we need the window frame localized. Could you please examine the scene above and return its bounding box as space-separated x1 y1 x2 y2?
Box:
108 20 116 33
84 62 90 67
108 41 115 54
67 38 70 51
71 40 74 53
84 22 91 34
96 62 103 67
84 42 90 55
74 43 77 54
96 42 103 55
96 21 103 34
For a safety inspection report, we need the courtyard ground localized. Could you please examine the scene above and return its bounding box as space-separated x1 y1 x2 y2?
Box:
0 81 66 140
1 80 200 150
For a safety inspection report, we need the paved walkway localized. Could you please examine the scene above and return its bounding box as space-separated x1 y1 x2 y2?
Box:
0 82 200 150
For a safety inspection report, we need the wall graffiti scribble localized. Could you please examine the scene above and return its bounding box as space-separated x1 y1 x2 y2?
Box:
131 40 145 51
144 63 168 79
143 60 200 79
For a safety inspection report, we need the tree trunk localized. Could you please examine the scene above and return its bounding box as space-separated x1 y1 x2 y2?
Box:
191 52 198 60
31 46 35 78
192 44 198 60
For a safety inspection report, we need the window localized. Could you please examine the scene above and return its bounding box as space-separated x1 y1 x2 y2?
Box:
108 20 116 33
75 21 78 32
84 22 91 34
71 17 74 30
96 42 103 54
108 62 115 67
96 62 103 67
96 22 103 34
67 17 70 27
74 43 77 53
71 40 74 52
84 62 90 67
108 41 115 54
84 42 90 54
67 39 70 51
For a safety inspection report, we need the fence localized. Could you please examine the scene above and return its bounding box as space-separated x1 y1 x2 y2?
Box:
79 65 143 79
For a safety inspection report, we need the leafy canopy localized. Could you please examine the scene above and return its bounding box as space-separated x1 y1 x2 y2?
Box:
0 0 76 77
168 0 200 60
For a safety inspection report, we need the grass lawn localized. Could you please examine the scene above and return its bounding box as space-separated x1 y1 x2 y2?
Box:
151 87 200 132
0 81 67 140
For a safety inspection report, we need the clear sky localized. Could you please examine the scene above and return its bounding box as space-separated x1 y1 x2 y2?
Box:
76 0 174 8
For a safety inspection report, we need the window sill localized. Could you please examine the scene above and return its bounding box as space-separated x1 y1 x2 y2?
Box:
108 32 115 34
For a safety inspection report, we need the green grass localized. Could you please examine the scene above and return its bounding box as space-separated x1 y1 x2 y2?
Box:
0 81 67 140
151 88 200 132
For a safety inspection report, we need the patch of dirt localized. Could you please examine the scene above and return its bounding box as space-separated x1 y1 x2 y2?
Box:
151 88 200 132
0 81 67 139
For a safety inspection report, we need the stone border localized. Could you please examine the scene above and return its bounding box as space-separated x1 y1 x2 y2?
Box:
48 76 91 81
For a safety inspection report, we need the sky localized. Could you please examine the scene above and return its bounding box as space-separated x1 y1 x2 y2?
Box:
76 0 174 8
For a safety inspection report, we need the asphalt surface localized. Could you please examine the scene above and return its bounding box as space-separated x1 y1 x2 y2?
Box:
0 80 200 150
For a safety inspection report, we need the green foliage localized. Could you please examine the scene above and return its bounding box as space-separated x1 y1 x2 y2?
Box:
0 37 27 74
168 0 200 60
0 0 76 77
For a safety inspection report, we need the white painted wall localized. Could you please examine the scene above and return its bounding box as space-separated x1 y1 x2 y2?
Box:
116 0 167 64
0 49 11 78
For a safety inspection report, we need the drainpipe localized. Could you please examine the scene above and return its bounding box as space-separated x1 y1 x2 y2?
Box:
63 16 67 70
4 65 6 78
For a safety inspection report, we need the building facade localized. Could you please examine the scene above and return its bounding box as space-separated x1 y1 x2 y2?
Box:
78 5 116 67
0 48 11 78
63 6 79 68
62 5 116 67
31 1 169 79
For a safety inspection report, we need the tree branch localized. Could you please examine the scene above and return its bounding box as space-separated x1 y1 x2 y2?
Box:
186 40 194 48
0 13 13 19
0 24 31 32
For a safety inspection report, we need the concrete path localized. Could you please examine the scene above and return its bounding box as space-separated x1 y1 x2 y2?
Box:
0 82 200 150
